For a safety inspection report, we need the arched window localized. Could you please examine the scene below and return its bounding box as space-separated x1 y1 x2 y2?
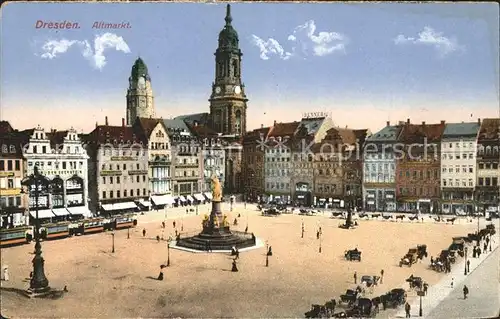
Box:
486 146 491 155
232 60 238 77
1 144 7 153
478 145 485 154
493 146 499 156
235 110 241 134
9 145 15 153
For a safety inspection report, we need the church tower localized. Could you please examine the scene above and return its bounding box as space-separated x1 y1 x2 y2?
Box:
126 57 155 126
209 4 248 136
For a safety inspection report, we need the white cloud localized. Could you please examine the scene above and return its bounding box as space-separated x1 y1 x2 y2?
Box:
251 20 347 61
393 27 462 57
38 33 131 70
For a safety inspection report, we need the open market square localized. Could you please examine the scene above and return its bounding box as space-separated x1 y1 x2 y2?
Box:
2 204 496 318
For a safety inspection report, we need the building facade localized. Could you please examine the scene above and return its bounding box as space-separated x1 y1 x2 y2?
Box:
242 126 270 202
363 122 402 212
264 121 298 203
133 118 173 206
440 122 480 214
84 117 149 215
395 120 445 213
19 125 90 218
475 118 500 213
0 122 27 227
126 58 155 125
163 119 203 198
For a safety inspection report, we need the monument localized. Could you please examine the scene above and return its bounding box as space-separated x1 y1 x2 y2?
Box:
176 175 257 251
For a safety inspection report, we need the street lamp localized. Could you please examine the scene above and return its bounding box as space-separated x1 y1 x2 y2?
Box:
464 246 468 275
111 231 115 253
301 220 304 238
22 166 50 294
319 228 322 253
417 286 425 317
127 226 130 239
167 241 171 267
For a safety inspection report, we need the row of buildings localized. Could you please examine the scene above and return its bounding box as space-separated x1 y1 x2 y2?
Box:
242 116 500 214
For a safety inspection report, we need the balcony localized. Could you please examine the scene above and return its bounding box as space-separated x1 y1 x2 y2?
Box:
174 175 200 181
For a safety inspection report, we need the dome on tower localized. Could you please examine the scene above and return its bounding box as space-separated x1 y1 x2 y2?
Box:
218 4 239 49
131 57 150 81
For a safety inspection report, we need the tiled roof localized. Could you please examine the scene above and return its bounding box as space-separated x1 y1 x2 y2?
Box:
367 125 402 142
134 117 164 139
174 113 210 126
478 118 500 140
294 118 325 136
269 121 300 137
0 121 14 134
243 127 270 143
0 133 28 157
46 131 69 149
187 123 219 138
163 119 191 132
443 122 481 137
398 122 446 144
85 125 146 145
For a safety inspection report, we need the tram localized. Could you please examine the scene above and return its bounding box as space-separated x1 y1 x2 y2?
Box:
0 226 34 247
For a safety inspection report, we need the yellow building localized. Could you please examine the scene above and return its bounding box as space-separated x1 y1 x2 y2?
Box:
0 121 28 228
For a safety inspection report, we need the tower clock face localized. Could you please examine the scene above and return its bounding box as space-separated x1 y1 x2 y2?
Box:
234 86 241 94
138 76 146 89
215 86 221 94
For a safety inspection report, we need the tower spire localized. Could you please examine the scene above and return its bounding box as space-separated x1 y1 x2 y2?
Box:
225 4 232 25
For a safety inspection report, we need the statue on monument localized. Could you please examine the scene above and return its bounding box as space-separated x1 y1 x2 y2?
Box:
211 175 223 202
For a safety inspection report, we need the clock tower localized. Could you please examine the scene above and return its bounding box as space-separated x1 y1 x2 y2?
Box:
126 57 155 126
209 4 248 136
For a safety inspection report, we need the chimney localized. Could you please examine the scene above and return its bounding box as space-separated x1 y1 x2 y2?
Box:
105 116 109 126
406 118 410 124
422 121 426 126
261 124 264 128
274 120 277 126
122 118 125 127
441 120 445 125
95 122 98 128
386 121 390 127
478 118 481 125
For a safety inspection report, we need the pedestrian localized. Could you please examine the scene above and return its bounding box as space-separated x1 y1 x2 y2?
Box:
466 260 470 273
231 258 238 272
405 302 411 318
380 269 384 284
478 247 482 257
162 221 165 229
316 230 320 239
483 242 487 252
451 277 454 288
173 221 176 229
142 228 146 237
156 235 160 243
1 266 9 281
235 249 240 260
63 285 68 292
354 271 357 284
245 225 248 233
473 246 477 258
463 285 469 299
205 241 209 252
157 266 164 281
423 282 428 295
29 271 33 278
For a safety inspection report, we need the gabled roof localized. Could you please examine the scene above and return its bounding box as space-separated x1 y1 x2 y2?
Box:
367 125 402 142
134 117 165 139
187 123 219 138
163 119 191 132
0 121 14 134
268 121 300 137
173 113 210 126
478 118 500 141
85 125 146 146
443 122 481 138
294 117 325 136
46 131 69 149
398 122 446 144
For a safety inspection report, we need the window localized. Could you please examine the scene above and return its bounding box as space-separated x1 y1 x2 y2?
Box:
462 166 467 173
117 190 121 198
479 163 484 169
131 189 134 197
443 179 447 186
455 166 460 173
478 178 484 186
143 175 146 182
0 161 4 171
102 191 107 199
462 180 467 187
469 166 473 173
110 191 114 198
493 177 498 186
123 164 126 170
117 176 120 183
468 179 473 187
137 163 140 169
143 188 146 196
7 160 12 171
136 176 140 182
485 178 491 186
15 160 20 171
449 179 453 186
62 162 67 169
124 190 127 197
137 189 140 196
7 179 14 188
102 177 106 184
33 146 38 154
42 146 47 154
493 163 499 169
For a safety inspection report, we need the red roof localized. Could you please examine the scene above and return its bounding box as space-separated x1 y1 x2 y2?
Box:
398 122 446 144
85 125 147 146
134 117 164 139
268 121 300 137
478 118 500 141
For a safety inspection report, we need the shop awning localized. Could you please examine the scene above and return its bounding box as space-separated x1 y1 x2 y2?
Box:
29 209 55 219
177 196 187 202
194 193 205 201
204 192 213 200
139 200 151 207
151 195 174 206
52 208 70 216
186 195 195 202
101 202 137 211
67 206 92 217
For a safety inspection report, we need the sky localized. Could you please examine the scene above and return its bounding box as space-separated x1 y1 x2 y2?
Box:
1 2 499 134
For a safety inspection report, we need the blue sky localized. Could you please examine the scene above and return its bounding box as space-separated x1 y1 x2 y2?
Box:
1 2 499 133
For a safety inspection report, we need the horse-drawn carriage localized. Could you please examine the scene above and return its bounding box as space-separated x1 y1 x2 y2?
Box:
406 275 424 290
344 298 379 318
339 289 360 306
262 208 280 216
486 224 496 235
360 275 380 287
344 249 362 262
439 249 456 264
304 300 337 318
399 248 418 267
380 288 407 309
417 244 428 259
449 237 465 257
